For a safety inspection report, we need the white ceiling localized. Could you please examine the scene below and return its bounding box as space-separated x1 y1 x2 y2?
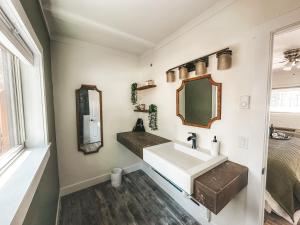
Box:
273 28 300 70
40 0 222 55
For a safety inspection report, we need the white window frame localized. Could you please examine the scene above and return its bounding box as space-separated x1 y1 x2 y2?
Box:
0 46 25 173
0 0 49 146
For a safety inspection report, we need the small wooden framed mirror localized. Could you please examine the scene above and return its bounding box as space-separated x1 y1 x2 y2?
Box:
76 85 103 154
176 74 222 128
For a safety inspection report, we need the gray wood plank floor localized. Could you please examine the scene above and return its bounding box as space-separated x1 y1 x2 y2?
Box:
59 170 201 225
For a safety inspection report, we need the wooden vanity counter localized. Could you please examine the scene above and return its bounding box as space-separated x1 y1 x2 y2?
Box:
193 161 248 214
117 132 248 215
117 131 170 158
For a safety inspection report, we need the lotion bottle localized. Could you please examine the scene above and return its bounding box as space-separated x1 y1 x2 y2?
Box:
211 136 220 156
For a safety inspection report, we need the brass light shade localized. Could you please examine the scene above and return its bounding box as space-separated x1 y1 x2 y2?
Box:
179 66 189 79
217 50 232 70
195 59 207 75
166 70 176 82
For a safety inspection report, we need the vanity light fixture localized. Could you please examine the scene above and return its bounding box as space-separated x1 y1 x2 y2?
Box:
179 66 189 79
216 49 232 70
195 59 207 75
165 47 232 83
166 70 176 82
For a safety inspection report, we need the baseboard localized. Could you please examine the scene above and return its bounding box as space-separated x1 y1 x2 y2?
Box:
60 162 142 196
55 194 61 225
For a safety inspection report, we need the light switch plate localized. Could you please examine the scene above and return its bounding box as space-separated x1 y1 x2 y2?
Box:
240 95 251 109
238 136 248 149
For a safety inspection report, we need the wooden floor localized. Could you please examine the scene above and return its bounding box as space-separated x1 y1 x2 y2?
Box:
59 170 200 225
264 211 294 225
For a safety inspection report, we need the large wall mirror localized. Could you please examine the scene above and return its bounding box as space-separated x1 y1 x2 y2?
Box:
176 74 222 128
76 85 103 154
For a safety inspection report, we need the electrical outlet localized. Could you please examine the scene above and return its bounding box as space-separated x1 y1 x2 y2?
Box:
238 136 248 149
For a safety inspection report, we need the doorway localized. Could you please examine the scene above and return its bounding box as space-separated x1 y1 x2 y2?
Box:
264 25 300 225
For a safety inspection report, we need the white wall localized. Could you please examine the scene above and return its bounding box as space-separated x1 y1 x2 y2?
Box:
136 1 300 225
51 38 141 191
50 0 300 224
270 113 300 129
270 69 300 129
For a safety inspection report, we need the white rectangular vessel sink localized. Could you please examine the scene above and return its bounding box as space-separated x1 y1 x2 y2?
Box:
143 141 227 195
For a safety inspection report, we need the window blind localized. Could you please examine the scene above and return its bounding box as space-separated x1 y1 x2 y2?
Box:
0 8 33 64
270 87 300 113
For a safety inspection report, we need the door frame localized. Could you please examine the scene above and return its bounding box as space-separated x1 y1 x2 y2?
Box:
260 21 300 225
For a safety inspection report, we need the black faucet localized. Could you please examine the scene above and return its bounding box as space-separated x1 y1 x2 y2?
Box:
187 132 197 149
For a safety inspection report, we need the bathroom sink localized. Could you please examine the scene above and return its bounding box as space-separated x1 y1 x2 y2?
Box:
143 141 227 195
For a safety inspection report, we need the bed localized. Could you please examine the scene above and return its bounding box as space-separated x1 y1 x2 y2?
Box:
266 136 300 224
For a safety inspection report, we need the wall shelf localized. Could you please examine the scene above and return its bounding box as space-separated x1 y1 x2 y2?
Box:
117 132 170 158
134 109 149 113
136 85 156 91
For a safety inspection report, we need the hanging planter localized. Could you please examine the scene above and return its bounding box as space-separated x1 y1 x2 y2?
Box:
148 104 158 130
131 83 137 105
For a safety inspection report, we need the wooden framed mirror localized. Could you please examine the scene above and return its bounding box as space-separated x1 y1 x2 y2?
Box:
76 85 103 154
176 74 222 128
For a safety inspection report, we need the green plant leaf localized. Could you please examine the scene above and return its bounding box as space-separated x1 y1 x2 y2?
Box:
131 83 137 105
148 104 158 130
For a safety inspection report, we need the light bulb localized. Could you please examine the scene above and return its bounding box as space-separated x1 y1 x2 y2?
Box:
283 61 294 71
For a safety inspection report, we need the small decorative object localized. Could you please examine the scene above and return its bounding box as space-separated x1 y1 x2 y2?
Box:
217 50 232 70
135 104 141 110
271 131 291 140
179 66 189 79
132 118 145 132
131 83 137 105
139 104 146 110
166 70 176 82
211 136 220 156
145 80 155 85
195 59 207 75
148 104 158 130
135 104 145 110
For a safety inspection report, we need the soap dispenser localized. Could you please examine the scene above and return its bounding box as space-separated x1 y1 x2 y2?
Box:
211 136 220 156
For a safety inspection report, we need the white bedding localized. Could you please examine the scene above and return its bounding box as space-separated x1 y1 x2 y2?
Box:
265 191 300 225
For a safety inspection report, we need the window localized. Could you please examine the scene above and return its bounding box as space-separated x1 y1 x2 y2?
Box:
0 46 24 170
0 2 51 224
270 87 300 113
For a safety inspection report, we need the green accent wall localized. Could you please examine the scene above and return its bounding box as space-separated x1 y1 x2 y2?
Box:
19 1 60 225
185 78 212 125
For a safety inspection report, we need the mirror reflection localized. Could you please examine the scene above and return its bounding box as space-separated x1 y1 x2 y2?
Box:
177 75 221 128
76 85 103 154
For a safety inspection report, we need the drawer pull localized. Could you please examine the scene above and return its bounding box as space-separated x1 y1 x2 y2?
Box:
200 194 205 202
